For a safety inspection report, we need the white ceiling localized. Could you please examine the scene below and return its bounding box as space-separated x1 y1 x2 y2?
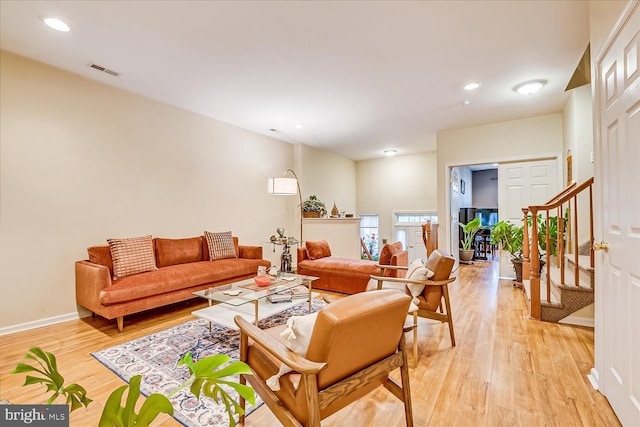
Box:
0 1 590 160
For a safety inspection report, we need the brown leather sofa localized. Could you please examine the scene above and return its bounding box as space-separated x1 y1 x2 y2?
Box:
75 235 270 331
296 240 408 294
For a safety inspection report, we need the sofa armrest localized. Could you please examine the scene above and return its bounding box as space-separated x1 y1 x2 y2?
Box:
297 247 309 262
238 245 263 259
75 260 112 312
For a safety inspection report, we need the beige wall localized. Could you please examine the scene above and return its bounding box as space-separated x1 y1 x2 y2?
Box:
436 114 564 251
0 51 298 330
356 152 438 245
295 143 356 215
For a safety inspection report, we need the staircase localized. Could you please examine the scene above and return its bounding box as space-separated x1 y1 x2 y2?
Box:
539 255 594 322
521 177 595 322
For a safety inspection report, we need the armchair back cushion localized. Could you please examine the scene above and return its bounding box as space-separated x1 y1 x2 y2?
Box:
306 290 411 389
421 250 455 311
379 241 407 277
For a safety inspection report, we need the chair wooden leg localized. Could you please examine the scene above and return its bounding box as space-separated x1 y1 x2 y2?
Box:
303 374 322 427
442 285 455 346
239 374 246 425
399 335 414 427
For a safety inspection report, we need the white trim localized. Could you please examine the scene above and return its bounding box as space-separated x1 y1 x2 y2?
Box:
587 368 600 391
0 310 89 336
559 315 595 328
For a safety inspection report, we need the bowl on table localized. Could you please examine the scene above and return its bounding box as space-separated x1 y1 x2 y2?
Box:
254 275 272 287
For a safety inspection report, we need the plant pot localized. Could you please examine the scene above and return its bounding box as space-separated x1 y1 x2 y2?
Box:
459 249 475 263
512 259 546 283
303 211 321 218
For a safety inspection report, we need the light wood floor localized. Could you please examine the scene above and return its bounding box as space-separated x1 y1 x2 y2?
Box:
0 261 620 426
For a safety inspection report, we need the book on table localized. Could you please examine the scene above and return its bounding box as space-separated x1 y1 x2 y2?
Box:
290 285 310 299
268 292 292 303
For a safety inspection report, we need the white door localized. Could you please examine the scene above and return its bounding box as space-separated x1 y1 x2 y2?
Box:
593 4 640 425
497 159 559 277
407 225 426 262
449 168 460 267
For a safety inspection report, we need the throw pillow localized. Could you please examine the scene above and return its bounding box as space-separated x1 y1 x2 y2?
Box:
266 311 319 391
306 240 332 260
107 235 158 280
204 231 237 261
155 237 203 267
405 258 435 305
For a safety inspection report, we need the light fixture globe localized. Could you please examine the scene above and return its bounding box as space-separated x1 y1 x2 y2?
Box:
513 79 547 95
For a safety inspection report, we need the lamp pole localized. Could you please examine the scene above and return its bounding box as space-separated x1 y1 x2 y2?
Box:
284 169 303 243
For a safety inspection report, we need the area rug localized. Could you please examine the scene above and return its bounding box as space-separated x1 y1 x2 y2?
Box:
92 299 325 427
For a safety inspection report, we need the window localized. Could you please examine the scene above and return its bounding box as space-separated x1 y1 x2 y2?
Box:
360 215 379 260
395 213 438 224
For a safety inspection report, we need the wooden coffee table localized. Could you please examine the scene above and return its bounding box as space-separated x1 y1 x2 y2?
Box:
192 273 318 329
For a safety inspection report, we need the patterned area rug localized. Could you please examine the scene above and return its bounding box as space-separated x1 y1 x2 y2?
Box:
92 299 325 427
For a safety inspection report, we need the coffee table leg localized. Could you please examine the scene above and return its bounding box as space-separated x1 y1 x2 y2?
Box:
254 300 259 327
308 282 312 313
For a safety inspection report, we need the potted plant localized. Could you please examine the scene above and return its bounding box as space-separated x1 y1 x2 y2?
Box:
11 347 254 427
459 217 481 263
490 220 525 281
302 195 326 218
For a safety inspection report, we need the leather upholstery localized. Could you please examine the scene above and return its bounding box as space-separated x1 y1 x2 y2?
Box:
243 290 412 425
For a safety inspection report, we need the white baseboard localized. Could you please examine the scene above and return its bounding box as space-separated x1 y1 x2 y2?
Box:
587 367 600 390
559 315 594 328
0 311 85 336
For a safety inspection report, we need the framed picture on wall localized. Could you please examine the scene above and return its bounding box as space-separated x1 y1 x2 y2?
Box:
460 179 466 194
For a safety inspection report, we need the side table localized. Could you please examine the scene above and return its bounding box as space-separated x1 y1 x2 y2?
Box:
269 239 300 272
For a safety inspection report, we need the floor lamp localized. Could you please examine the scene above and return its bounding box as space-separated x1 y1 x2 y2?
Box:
267 169 303 242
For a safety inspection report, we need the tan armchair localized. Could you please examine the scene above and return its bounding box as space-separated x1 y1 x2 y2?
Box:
371 249 456 346
234 290 414 427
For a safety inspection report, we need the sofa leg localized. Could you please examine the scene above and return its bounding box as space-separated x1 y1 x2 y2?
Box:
117 317 123 332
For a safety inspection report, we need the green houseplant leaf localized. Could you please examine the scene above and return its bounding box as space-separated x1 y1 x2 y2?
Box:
171 352 255 427
98 375 173 427
11 347 93 410
460 217 482 250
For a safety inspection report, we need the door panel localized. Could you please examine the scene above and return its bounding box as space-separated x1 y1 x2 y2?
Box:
498 160 558 277
594 4 640 424
450 168 460 266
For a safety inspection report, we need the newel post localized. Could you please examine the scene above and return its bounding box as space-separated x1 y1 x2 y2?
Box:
529 208 541 319
522 208 530 281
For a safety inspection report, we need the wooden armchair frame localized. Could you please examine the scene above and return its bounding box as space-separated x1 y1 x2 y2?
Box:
235 314 415 427
371 264 456 346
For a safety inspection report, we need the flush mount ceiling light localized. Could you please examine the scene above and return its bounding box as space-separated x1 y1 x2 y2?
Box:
384 149 397 156
463 82 480 91
513 79 547 95
43 17 70 32
294 124 305 129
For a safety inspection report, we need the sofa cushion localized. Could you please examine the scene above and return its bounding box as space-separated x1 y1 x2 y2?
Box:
306 240 332 260
155 237 203 267
107 235 158 280
88 245 114 273
204 231 238 260
298 257 378 277
100 258 269 305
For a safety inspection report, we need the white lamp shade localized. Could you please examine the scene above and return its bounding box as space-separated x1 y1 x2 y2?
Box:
267 177 298 195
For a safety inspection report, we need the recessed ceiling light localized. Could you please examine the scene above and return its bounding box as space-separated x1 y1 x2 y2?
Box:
464 82 480 91
294 124 305 129
514 79 547 95
43 17 70 32
384 149 397 156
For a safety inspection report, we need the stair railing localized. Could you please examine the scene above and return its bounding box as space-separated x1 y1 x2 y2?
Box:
523 177 594 319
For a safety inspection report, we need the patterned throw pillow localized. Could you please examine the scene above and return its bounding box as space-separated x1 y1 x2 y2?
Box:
107 235 158 280
204 231 237 261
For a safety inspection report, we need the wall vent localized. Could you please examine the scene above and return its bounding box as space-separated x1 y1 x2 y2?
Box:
88 63 120 77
